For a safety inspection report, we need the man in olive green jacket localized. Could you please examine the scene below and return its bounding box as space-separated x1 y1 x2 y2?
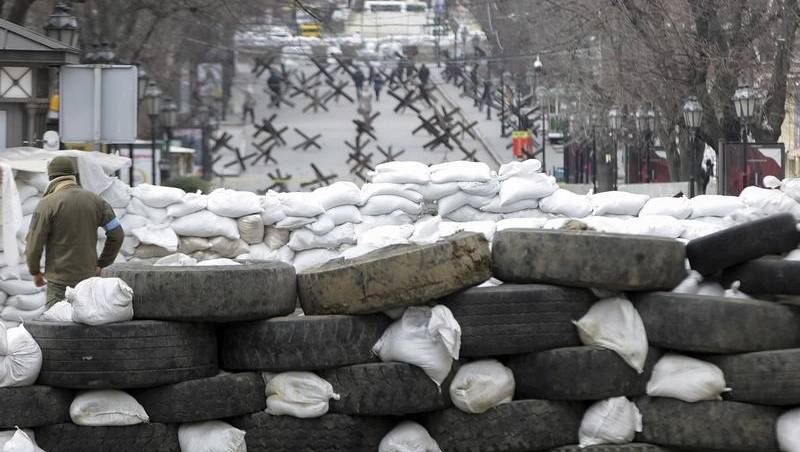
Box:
26 156 124 307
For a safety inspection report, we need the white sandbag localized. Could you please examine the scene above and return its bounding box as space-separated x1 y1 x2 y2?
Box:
238 243 273 261
68 277 133 326
1 429 41 452
777 408 800 452
371 161 430 184
436 191 493 217
458 178 500 197
410 216 441 245
206 188 263 218
120 236 139 256
126 198 168 224
134 244 171 259
579 397 642 447
100 179 132 209
5 293 45 312
166 192 207 218
739 186 800 220
189 251 220 261
171 211 239 239
0 265 30 281
361 196 422 216
293 248 340 272
154 253 198 267
407 182 459 201
208 237 249 258
372 305 461 386
672 270 703 294
429 161 492 184
498 159 542 180
323 205 362 226
113 208 126 218
131 184 184 208
0 323 41 387
264 371 340 418
15 183 38 203
261 193 287 225
498 174 557 206
379 421 441 452
120 214 149 235
238 214 265 245
179 237 211 254
495 217 549 231
313 181 362 209
264 228 290 250
574 297 649 373
196 258 241 266
780 178 800 203
275 192 324 218
0 306 45 324
178 421 247 452
357 224 415 249
0 280 41 297
288 224 356 251
306 215 336 236
679 218 731 240
70 389 149 426
786 249 800 261
624 216 685 238
275 246 295 264
538 189 592 218
16 215 31 242
689 195 744 218
444 206 503 223
132 223 178 252
449 359 514 414
696 281 725 297
646 353 728 402
20 198 38 216
481 197 539 214
361 183 424 203
591 191 650 216
40 301 74 322
273 216 316 230
639 197 692 219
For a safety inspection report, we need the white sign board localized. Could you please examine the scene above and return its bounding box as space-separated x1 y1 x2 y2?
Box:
60 65 138 144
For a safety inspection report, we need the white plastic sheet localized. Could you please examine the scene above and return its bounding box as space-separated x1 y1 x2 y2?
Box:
449 359 514 414
646 353 728 402
264 371 340 418
574 297 649 373
372 305 461 386
70 390 149 426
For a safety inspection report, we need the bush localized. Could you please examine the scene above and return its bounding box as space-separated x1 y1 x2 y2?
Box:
163 176 212 194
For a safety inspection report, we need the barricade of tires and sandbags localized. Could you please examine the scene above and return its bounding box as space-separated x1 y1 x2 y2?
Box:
1 158 800 451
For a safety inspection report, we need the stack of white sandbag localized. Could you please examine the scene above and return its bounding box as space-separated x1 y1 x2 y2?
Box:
362 162 427 222
281 183 363 272
422 161 500 222
480 159 557 219
123 184 184 260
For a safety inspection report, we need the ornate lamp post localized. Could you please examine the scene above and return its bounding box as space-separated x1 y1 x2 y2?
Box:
732 85 760 190
608 106 622 190
683 96 704 196
160 96 178 184
44 2 80 48
144 81 162 185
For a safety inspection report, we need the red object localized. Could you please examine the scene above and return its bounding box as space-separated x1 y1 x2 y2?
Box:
512 131 533 159
725 145 782 195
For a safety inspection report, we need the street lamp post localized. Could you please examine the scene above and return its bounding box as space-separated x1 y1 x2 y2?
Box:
682 96 704 196
144 81 162 185
44 2 80 48
533 56 544 171
635 107 656 183
160 96 178 184
198 104 212 181
608 106 622 191
732 85 760 190
591 113 599 192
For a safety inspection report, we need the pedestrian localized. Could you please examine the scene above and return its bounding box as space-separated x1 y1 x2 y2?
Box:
701 158 714 194
372 73 385 101
470 66 479 105
419 64 430 87
242 89 256 123
480 78 493 113
353 68 366 100
267 71 282 108
26 157 124 308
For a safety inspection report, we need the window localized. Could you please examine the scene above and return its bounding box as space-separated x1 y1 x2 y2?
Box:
0 67 32 99
406 4 427 12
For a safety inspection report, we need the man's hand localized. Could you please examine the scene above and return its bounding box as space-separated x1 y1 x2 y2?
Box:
32 273 46 287
95 267 102 277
